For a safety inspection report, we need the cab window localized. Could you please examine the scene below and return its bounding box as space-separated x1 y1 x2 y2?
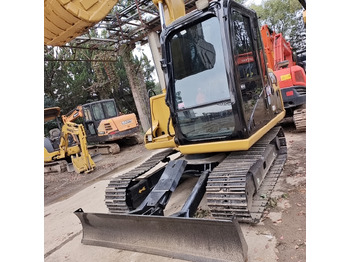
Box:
92 103 105 121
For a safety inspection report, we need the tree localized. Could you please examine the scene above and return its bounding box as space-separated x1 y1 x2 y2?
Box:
44 42 158 127
44 2 158 130
134 52 161 95
119 44 151 132
44 46 94 114
250 0 305 52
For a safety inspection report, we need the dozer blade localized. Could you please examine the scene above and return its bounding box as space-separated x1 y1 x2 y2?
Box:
74 208 247 262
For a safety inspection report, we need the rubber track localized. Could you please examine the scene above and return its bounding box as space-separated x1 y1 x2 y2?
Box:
105 149 175 213
206 126 287 223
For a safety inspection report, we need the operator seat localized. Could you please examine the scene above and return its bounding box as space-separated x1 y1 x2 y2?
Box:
49 128 61 150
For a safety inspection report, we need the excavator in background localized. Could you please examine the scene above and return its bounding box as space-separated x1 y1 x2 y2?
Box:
44 107 99 174
260 24 306 131
45 0 291 261
62 99 142 154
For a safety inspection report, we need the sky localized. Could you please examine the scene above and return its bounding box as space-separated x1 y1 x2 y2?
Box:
246 0 262 4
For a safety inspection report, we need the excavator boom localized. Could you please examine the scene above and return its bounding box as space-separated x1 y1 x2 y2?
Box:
44 0 119 46
44 107 98 174
61 105 83 124
61 121 97 173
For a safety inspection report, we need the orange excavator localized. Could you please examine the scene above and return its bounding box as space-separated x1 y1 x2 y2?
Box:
62 99 142 154
260 24 306 131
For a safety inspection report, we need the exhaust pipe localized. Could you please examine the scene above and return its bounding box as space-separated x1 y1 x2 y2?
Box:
75 208 247 262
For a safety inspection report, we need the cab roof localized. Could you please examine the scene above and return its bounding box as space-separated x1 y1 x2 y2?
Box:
44 107 61 122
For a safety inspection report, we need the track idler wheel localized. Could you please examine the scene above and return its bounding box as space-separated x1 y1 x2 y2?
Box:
293 105 306 132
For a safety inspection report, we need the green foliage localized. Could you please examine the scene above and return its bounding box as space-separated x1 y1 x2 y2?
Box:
109 51 158 115
137 53 159 95
44 94 56 108
112 56 136 114
44 44 158 116
44 46 94 114
249 0 305 52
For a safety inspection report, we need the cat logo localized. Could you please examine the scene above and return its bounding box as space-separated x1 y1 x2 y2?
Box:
138 186 146 194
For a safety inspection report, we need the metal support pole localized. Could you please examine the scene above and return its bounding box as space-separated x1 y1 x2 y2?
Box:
158 2 166 30
147 31 166 91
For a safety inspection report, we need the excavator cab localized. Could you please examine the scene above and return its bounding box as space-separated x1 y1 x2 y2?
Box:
146 0 284 152
44 107 62 151
80 99 119 138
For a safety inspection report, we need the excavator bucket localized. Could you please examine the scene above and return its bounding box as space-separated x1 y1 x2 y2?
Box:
67 154 101 173
44 0 119 46
75 208 247 262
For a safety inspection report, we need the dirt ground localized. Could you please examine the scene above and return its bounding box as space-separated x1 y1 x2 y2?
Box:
263 119 306 261
44 119 306 261
44 141 151 206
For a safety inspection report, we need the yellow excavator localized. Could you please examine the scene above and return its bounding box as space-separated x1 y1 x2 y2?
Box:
45 0 289 261
44 107 98 174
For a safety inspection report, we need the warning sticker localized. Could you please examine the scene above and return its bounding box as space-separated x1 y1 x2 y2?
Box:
280 74 291 81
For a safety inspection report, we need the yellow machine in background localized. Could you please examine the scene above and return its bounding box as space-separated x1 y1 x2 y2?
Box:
44 107 97 174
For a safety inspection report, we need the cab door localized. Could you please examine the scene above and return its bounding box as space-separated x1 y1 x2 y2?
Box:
229 5 281 134
82 105 98 137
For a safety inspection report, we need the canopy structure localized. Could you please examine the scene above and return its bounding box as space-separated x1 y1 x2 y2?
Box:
45 0 198 54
